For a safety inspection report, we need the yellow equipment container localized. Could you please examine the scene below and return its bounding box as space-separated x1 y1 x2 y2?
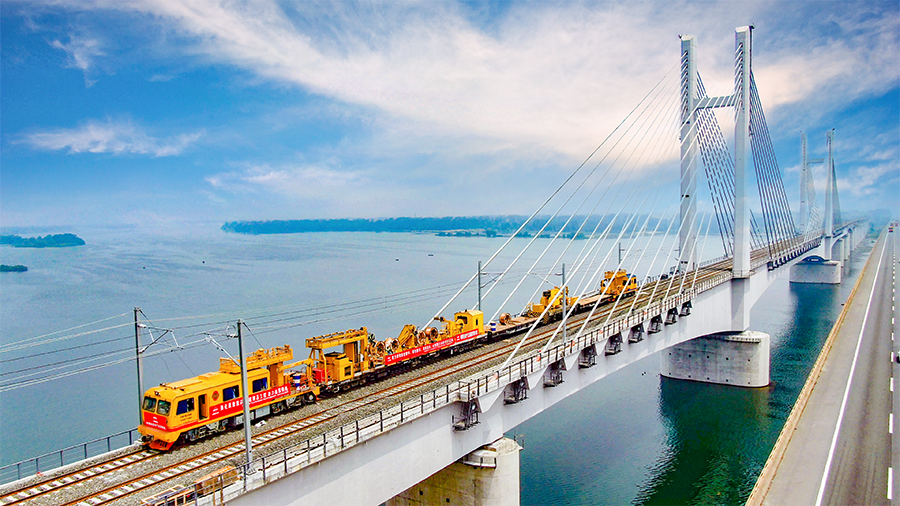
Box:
523 286 578 323
601 270 638 297
306 328 372 387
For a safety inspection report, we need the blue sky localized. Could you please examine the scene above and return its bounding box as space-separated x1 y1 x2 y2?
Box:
1 1 897 228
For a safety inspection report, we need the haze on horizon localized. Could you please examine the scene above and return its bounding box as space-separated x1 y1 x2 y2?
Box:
1 1 897 229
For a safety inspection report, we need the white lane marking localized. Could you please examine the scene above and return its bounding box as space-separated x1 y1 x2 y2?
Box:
890 467 894 500
891 413 894 434
815 237 887 506
892 377 894 392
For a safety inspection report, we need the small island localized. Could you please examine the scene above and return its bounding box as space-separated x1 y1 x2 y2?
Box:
0 233 85 248
0 264 28 272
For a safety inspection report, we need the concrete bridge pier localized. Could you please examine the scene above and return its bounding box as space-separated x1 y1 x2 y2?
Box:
387 437 522 506
790 255 842 284
660 331 771 387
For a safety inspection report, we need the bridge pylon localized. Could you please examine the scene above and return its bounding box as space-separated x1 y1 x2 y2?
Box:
666 26 770 388
790 130 864 284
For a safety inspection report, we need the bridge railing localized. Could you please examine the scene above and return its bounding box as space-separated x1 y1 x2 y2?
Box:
233 382 469 494
0 428 141 485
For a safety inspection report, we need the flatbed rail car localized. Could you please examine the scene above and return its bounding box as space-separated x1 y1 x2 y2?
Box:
575 270 638 310
138 345 318 451
307 309 485 394
489 270 639 338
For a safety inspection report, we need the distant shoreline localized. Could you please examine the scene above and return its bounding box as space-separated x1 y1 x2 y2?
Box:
0 264 28 272
0 233 85 248
222 216 666 238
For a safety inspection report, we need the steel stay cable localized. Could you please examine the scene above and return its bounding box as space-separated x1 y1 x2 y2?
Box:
594 204 698 342
425 61 681 328
570 105 707 327
527 65 683 306
502 95 696 368
489 66 682 323
542 163 677 353
596 144 712 337
517 102 701 363
481 64 681 312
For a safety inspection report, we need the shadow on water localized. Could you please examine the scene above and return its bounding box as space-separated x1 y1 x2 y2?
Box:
634 244 870 505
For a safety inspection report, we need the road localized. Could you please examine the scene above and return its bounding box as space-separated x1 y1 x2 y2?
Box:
753 227 895 506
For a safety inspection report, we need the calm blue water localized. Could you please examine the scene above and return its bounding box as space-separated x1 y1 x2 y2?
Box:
514 236 873 505
0 223 872 504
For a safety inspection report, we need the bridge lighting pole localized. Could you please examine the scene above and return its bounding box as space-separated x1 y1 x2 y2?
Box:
477 261 482 311
824 129 835 260
561 263 566 342
134 307 144 428
800 133 809 234
237 320 254 468
680 35 698 273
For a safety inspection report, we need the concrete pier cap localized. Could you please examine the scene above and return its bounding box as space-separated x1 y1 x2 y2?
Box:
661 330 771 388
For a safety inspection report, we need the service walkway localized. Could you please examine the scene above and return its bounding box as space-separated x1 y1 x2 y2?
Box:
748 227 895 506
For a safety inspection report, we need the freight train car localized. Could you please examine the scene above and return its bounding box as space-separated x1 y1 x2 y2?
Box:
307 309 485 394
138 270 640 451
490 270 639 338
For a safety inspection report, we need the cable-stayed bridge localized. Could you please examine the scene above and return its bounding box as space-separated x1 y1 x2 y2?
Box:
0 26 869 506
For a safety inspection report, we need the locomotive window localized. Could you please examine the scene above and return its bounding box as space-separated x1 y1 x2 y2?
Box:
142 396 157 412
252 378 268 393
157 400 171 416
223 386 238 401
176 398 195 415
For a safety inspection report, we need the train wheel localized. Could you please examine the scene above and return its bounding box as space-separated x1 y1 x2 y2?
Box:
305 392 316 404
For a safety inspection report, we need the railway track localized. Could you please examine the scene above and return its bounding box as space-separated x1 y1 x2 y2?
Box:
7 308 597 506
3 245 800 505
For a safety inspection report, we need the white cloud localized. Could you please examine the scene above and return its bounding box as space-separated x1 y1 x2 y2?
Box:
20 118 203 156
18 1 898 216
206 163 363 197
63 1 889 167
50 32 106 86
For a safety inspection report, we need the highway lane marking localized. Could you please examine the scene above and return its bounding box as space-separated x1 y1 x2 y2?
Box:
891 378 894 392
891 413 894 434
815 236 887 506
890 467 894 500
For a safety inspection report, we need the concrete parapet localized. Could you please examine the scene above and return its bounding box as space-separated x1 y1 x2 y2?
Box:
387 437 522 506
789 255 841 284
660 330 770 387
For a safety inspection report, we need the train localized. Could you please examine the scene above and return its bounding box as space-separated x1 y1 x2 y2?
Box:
137 270 639 451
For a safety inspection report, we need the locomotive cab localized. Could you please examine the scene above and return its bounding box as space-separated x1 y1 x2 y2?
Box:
138 345 317 451
601 270 638 297
436 309 484 338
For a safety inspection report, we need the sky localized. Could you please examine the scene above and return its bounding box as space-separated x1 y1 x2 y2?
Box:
1 0 898 228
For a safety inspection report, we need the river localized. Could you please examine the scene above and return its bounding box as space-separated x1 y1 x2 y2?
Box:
0 223 873 504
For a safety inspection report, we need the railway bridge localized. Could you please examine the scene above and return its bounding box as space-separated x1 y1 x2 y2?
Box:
0 26 871 506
